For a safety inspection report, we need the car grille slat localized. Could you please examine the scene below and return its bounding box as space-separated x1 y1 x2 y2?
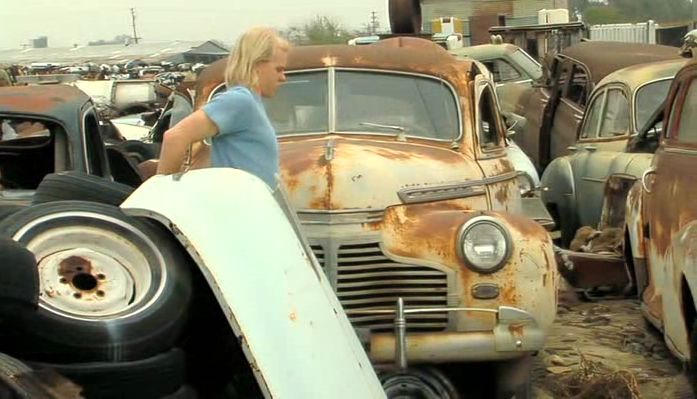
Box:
310 241 449 333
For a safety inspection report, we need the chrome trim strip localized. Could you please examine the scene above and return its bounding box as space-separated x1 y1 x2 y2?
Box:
81 105 96 174
664 147 697 156
398 185 486 204
581 177 606 183
328 68 336 133
397 171 519 204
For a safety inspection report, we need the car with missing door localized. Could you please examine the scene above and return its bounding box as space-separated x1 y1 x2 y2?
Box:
512 41 681 171
541 58 688 245
192 37 558 397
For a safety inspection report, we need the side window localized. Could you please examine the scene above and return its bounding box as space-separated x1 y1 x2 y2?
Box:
580 90 606 139
0 117 57 189
598 89 629 138
564 64 589 106
482 59 521 82
478 85 503 150
676 79 697 144
555 61 571 98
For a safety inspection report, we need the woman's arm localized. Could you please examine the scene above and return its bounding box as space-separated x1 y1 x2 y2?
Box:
157 110 218 174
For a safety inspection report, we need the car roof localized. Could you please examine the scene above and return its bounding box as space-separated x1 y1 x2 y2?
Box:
195 37 476 109
449 43 520 59
597 58 689 91
0 84 90 119
560 41 682 84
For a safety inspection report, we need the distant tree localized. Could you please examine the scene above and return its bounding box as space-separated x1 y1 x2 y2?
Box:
608 0 691 22
281 16 355 45
583 6 624 24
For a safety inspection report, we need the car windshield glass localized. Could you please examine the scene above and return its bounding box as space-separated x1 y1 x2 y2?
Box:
264 71 329 136
335 71 459 140
509 49 543 81
635 79 672 131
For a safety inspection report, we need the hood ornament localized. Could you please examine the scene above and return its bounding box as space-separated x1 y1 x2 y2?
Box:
324 139 336 162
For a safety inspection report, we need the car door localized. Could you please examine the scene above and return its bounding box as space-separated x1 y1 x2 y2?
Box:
474 77 521 214
540 60 589 170
515 56 559 169
644 72 697 354
573 86 631 227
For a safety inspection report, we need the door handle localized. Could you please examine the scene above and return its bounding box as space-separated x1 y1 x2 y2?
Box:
642 168 656 193
567 145 578 152
584 145 597 152
573 113 584 120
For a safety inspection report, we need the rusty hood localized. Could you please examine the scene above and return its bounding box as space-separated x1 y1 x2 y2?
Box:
280 135 483 211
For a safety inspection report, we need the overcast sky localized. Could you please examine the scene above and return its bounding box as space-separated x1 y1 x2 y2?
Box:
2 0 390 49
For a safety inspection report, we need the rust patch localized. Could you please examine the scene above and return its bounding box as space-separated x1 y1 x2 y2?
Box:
501 212 549 242
0 85 88 115
58 256 93 281
494 185 509 204
501 283 519 304
508 323 525 338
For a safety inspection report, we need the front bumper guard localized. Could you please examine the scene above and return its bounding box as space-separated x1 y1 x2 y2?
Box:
350 300 546 366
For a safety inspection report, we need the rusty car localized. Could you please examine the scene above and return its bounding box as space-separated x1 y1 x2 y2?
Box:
190 37 558 398
540 58 688 246
512 41 681 171
624 56 697 386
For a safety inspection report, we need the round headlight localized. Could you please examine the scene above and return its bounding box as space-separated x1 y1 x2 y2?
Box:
458 218 512 273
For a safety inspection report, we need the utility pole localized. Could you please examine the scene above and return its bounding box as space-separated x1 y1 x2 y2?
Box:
130 8 140 44
370 11 379 35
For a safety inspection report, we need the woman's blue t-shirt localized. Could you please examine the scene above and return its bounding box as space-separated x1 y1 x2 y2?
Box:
202 85 279 188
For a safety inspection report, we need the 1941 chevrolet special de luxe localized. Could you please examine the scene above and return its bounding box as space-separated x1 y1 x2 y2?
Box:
185 37 558 398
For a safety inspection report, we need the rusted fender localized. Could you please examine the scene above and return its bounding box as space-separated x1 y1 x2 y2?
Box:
371 203 558 331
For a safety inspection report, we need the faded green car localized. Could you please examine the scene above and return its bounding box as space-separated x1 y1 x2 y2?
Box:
540 58 688 245
450 43 543 115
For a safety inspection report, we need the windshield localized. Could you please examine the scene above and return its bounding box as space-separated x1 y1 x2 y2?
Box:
509 49 543 81
264 70 460 140
635 79 672 131
264 72 329 135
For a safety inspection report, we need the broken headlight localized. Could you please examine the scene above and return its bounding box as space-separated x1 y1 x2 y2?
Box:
457 217 512 273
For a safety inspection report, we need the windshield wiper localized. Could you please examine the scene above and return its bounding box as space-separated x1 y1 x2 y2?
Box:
359 122 405 132
359 122 407 141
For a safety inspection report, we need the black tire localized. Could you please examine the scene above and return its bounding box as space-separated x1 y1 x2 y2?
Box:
388 0 422 34
0 201 193 363
495 355 532 399
30 348 186 399
0 205 25 222
0 352 81 399
0 237 39 317
32 172 134 206
162 385 198 399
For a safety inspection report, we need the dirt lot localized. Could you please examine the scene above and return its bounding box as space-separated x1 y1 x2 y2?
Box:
532 284 694 399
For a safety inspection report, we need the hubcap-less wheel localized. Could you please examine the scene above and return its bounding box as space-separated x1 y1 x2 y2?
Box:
15 213 165 321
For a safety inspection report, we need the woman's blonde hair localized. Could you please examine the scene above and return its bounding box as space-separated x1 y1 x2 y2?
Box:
224 27 289 89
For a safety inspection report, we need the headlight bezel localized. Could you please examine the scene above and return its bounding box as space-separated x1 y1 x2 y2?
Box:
456 216 513 274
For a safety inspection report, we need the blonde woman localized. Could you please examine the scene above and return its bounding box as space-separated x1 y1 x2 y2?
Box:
157 27 289 188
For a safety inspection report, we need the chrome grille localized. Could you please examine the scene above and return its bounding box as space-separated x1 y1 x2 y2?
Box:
311 242 448 332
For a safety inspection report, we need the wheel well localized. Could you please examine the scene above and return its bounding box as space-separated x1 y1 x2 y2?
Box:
682 276 696 342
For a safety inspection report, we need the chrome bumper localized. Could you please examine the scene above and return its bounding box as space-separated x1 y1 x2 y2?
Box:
351 306 546 364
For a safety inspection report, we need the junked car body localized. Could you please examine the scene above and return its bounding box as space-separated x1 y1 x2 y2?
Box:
625 57 697 378
449 43 543 115
193 38 558 397
72 79 169 118
513 41 681 171
541 58 688 245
